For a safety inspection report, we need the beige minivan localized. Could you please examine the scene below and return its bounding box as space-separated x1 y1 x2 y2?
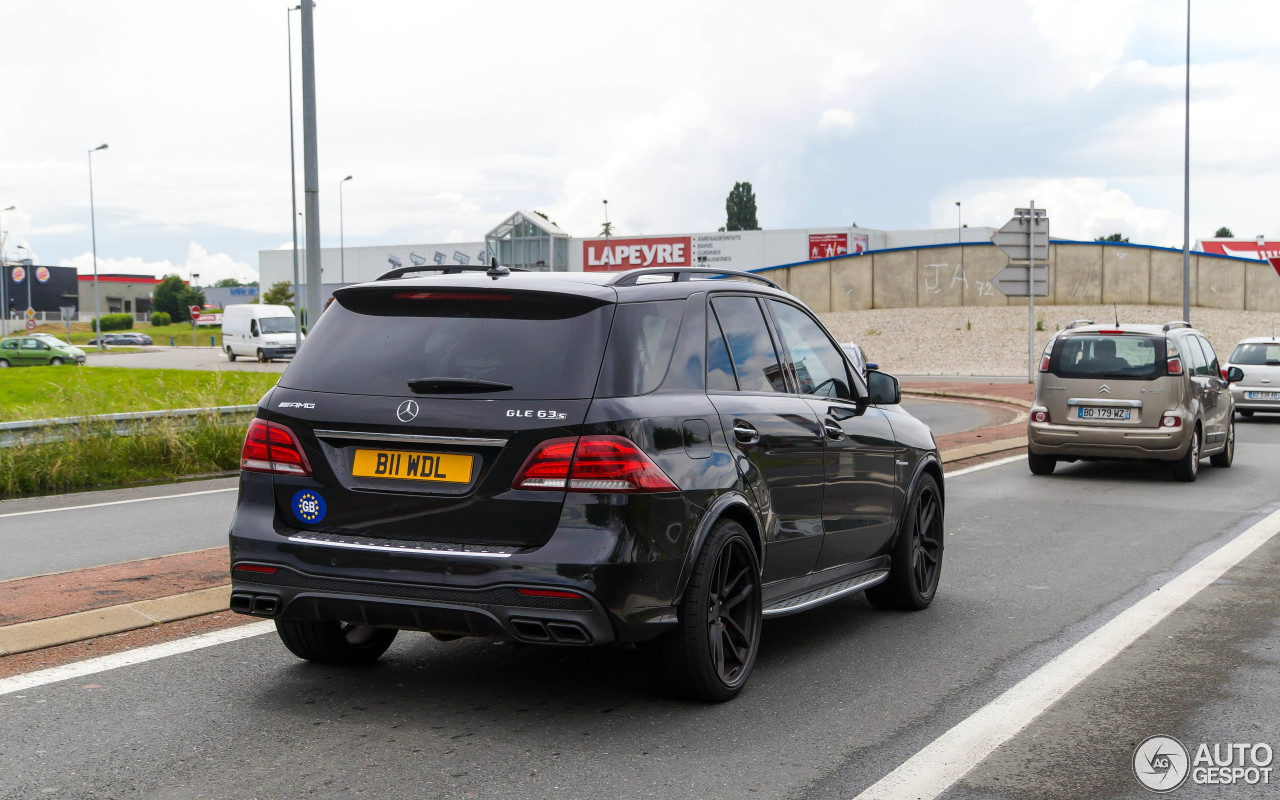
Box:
1027 320 1239 481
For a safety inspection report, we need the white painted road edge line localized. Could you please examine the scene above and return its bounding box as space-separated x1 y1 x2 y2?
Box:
0 621 274 696
853 506 1280 800
944 453 1025 478
0 486 237 519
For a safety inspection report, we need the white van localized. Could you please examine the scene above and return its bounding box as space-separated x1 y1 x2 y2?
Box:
222 304 303 362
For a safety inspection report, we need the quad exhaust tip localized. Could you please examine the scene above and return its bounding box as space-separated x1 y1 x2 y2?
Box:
510 617 592 645
230 591 281 618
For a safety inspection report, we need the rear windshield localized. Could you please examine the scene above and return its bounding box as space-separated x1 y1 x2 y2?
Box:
1229 342 1280 365
1049 334 1165 379
280 288 614 398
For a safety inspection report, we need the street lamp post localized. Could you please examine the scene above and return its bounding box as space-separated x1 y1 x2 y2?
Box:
1181 0 1192 325
16 245 31 318
602 199 610 271
339 175 352 284
955 201 962 244
88 144 108 351
287 4 302 344
0 204 13 335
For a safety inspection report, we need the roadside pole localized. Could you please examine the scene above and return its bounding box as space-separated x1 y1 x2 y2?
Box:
300 0 323 332
991 204 1050 382
1028 201 1036 384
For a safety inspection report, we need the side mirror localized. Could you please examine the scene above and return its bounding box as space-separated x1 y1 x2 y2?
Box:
1226 366 1244 383
867 369 901 405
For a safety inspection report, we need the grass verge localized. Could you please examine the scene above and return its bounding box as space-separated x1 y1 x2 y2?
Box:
0 367 279 422
0 416 247 499
32 321 224 347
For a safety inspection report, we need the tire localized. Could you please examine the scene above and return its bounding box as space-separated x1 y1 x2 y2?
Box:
257 348 268 363
1027 449 1056 475
1240 410 1254 418
226 347 236 362
274 620 398 666
50 357 63 366
645 519 762 702
1210 419 1235 468
867 473 944 611
0 359 9 368
1172 427 1201 482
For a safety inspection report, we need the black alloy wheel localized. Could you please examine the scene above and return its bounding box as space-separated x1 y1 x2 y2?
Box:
868 473 944 610
645 519 762 702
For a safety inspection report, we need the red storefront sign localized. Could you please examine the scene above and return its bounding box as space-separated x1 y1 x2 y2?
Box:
1200 239 1280 279
808 234 848 260
583 236 692 271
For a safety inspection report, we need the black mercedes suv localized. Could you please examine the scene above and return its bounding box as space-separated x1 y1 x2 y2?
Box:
229 264 945 701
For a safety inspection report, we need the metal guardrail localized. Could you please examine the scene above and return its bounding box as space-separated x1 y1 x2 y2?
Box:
0 405 257 448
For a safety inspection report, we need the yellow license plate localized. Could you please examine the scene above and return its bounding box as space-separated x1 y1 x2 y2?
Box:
351 449 474 483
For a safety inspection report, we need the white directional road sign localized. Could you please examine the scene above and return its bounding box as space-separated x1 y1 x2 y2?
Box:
991 212 1049 261
992 264 1049 297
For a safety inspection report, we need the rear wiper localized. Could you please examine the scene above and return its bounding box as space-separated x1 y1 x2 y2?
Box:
407 377 514 394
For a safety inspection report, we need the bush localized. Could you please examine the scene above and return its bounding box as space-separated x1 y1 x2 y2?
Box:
93 313 135 332
150 311 171 327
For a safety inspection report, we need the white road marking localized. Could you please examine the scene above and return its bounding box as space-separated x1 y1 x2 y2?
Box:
944 454 1025 478
853 506 1280 800
0 621 274 696
0 487 236 519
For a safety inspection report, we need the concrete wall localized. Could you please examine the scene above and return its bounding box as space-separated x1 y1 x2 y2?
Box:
763 243 1279 312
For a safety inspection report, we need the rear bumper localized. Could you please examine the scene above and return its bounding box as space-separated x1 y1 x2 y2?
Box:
1230 385 1280 412
1027 418 1193 460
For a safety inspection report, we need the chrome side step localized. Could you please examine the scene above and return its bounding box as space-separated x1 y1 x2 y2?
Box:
761 570 890 617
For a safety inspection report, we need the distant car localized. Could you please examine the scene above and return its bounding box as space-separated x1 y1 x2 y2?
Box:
0 335 86 367
1225 337 1280 418
86 332 152 346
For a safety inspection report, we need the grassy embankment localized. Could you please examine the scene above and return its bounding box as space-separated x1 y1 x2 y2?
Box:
0 367 278 498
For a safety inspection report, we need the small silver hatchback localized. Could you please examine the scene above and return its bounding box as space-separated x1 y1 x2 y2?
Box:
1027 320 1237 481
1225 337 1280 418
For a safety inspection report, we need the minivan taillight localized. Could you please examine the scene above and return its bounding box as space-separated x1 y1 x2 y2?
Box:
513 435 678 493
1039 354 1051 372
241 419 312 476
1166 357 1183 376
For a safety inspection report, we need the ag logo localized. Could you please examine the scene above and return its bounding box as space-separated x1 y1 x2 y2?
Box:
292 490 326 525
396 399 419 422
1134 735 1189 792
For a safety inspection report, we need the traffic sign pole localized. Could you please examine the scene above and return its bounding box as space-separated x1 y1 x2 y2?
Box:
1028 201 1036 384
991 203 1050 383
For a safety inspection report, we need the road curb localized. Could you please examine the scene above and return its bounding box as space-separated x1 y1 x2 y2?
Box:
0 585 230 656
940 436 1027 464
903 388 1034 409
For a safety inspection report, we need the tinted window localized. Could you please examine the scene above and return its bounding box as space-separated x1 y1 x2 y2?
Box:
596 300 683 397
1185 336 1209 376
1050 334 1163 379
710 296 787 393
1197 336 1220 375
768 301 853 399
0 340 16 350
1230 342 1280 365
706 312 738 392
280 288 614 399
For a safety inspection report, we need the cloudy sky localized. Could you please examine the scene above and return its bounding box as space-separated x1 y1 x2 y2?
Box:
2 0 1277 284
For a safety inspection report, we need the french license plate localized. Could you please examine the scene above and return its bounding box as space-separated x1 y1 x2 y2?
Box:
1077 407 1131 420
1246 391 1279 400
351 449 474 483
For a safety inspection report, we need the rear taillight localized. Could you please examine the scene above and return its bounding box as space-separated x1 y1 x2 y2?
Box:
1039 354 1051 372
512 435 678 493
1166 357 1183 376
1032 410 1048 423
1161 414 1182 428
241 418 312 476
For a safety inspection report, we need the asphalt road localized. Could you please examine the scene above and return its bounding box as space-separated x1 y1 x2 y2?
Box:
900 397 1007 436
85 346 288 372
2 417 1278 799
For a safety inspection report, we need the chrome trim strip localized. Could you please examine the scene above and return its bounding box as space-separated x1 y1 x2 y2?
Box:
1066 398 1142 408
314 430 508 447
762 570 889 617
286 534 513 559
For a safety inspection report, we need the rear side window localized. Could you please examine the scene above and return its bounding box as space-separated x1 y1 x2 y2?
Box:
280 288 614 399
710 296 788 393
596 300 683 397
1185 337 1209 376
706 314 738 391
1050 334 1164 379
1197 336 1220 375
1230 342 1280 365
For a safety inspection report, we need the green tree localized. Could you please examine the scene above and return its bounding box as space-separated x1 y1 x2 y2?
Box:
153 273 207 322
262 280 295 308
214 277 242 288
724 181 760 231
599 221 615 238
1214 226 1234 238
1095 233 1129 243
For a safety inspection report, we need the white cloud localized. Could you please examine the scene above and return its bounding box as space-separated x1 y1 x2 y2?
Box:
817 109 858 134
57 242 256 286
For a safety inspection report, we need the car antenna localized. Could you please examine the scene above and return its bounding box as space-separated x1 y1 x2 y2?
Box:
486 257 510 280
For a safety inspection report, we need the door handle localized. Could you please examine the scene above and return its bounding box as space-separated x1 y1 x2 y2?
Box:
823 421 846 441
732 421 760 444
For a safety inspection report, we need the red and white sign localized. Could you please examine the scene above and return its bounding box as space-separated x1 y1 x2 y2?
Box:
189 305 201 318
25 319 36 331
808 233 849 260
35 267 50 284
1268 257 1280 280
1200 239 1280 278
583 236 692 271
10 266 25 285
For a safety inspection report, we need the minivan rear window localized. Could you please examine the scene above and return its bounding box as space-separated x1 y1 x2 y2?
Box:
1230 342 1280 365
279 288 614 399
1049 334 1165 379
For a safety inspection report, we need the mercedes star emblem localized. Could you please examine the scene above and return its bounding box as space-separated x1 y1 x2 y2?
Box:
396 399 419 422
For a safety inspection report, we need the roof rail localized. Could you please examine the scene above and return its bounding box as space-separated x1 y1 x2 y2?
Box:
376 261 529 281
1162 320 1191 332
605 267 782 290
1063 319 1094 330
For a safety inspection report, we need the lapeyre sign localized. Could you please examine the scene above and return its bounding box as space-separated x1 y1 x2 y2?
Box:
583 236 692 271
